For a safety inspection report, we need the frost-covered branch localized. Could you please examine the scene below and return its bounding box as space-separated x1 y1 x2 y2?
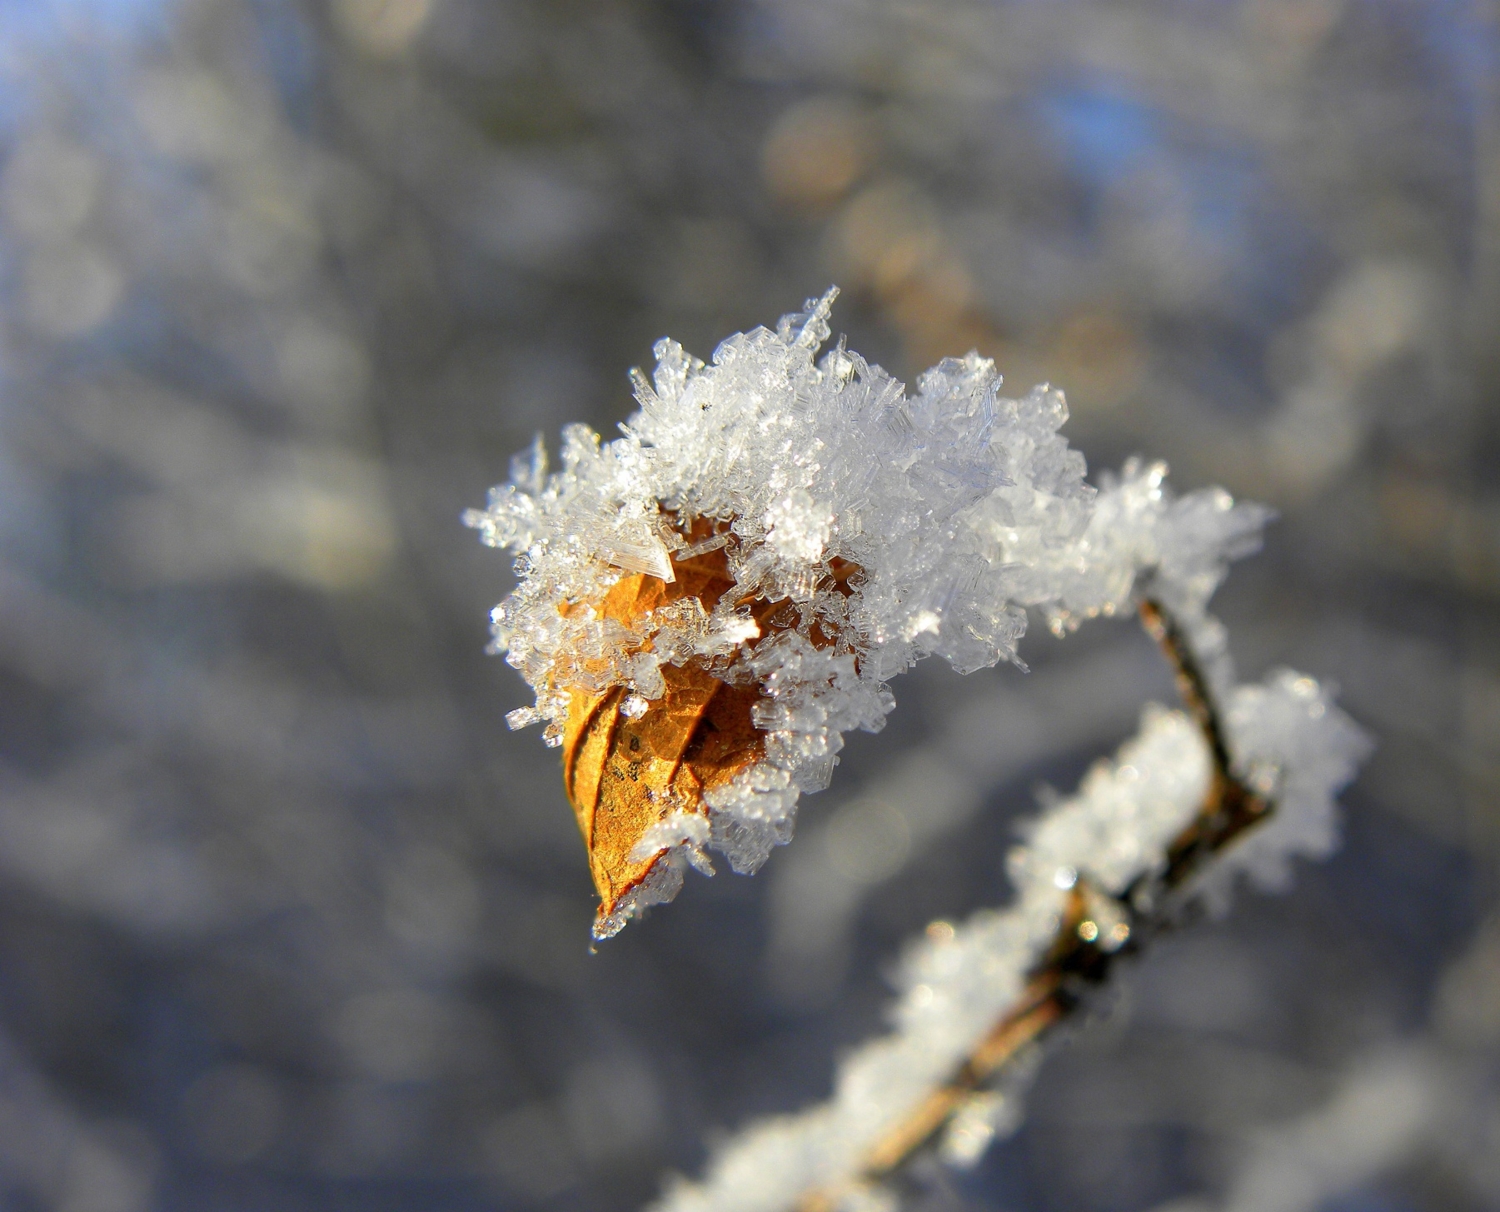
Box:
652 604 1367 1212
463 290 1370 1207
788 595 1267 1212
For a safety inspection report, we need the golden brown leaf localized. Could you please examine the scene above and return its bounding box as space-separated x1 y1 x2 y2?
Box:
560 529 856 933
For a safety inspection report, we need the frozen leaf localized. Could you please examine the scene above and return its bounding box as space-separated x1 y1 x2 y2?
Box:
465 290 1274 933
556 527 857 936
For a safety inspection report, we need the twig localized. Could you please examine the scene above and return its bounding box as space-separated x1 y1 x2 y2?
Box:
1137 599 1271 892
794 598 1272 1212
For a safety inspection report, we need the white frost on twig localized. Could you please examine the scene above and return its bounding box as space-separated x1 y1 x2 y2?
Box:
650 673 1369 1212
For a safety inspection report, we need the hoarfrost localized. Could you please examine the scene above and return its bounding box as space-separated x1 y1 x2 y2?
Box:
462 288 1371 1198
649 671 1369 1212
465 290 1274 919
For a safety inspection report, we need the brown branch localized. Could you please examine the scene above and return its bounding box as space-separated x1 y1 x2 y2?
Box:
1137 600 1272 891
793 598 1273 1212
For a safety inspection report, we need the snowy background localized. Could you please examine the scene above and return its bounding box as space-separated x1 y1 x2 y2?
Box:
0 1 1495 1210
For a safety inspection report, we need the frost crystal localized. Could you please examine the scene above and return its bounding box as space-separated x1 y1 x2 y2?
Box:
465 289 1272 932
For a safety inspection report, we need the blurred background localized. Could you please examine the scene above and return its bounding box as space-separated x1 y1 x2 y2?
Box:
0 0 1495 1209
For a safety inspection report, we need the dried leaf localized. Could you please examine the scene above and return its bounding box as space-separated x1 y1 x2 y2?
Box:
561 542 757 930
560 528 856 933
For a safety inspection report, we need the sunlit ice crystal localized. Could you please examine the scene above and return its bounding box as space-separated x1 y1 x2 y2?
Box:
463 288 1273 936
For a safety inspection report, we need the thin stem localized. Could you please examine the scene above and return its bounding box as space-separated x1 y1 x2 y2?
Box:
1137 599 1233 783
1137 599 1272 891
793 599 1272 1212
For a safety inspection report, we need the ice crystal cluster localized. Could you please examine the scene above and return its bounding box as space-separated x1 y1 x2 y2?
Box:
651 675 1369 1212
465 289 1272 906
